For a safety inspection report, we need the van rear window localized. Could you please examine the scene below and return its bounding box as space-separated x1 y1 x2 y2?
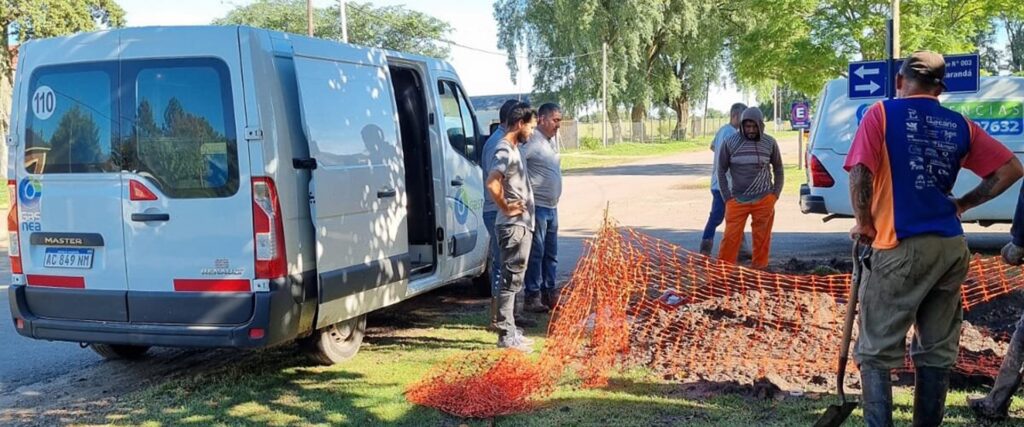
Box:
24 58 238 199
25 63 118 174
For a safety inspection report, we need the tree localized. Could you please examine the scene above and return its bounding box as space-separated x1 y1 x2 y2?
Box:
495 0 731 142
214 0 453 59
731 0 1008 98
1003 13 1024 74
2 0 124 175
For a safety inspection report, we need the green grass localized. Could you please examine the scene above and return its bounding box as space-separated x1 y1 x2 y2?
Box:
783 165 807 196
562 138 711 172
73 285 1024 426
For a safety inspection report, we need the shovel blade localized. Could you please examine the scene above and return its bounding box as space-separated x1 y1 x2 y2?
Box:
813 401 858 427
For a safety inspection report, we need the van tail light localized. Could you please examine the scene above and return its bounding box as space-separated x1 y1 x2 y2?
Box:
252 177 286 279
810 155 835 188
129 179 159 201
7 180 22 275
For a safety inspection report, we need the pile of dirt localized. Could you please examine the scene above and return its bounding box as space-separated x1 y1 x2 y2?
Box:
627 289 1008 394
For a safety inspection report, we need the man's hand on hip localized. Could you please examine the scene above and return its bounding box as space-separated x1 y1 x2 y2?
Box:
504 200 525 217
1002 242 1024 266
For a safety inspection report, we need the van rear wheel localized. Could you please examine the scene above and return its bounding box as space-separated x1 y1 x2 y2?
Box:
91 344 151 360
301 315 366 365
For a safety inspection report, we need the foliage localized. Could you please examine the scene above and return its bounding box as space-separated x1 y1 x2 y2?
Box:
213 0 452 59
579 136 601 150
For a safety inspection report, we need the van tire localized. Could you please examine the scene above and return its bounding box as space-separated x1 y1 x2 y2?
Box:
91 344 151 360
301 315 366 365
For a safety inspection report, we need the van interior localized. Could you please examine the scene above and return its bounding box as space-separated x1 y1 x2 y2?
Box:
389 65 437 277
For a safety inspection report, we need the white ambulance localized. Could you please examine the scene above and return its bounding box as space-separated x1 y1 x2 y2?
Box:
801 76 1024 224
6 26 489 364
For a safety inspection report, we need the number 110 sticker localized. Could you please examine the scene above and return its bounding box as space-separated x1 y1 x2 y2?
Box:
32 85 56 120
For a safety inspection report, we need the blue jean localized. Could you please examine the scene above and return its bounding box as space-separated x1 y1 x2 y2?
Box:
526 206 558 294
483 210 501 296
701 189 726 241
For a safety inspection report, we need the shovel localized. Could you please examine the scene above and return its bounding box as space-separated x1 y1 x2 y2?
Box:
814 242 869 427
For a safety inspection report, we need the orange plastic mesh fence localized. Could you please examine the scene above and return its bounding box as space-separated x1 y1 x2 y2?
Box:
406 220 1024 418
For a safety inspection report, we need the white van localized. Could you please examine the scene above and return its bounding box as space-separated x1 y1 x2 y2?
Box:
801 76 1024 224
6 26 489 363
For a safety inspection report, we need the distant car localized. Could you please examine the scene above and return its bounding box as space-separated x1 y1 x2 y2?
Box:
800 76 1024 225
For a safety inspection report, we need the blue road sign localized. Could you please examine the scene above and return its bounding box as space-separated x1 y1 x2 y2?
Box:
848 60 889 99
790 101 811 129
890 53 979 94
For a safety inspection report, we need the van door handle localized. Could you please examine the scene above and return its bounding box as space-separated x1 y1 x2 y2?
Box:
377 188 397 198
131 213 170 222
451 177 464 187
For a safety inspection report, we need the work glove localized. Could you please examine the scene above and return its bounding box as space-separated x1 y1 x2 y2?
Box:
1001 242 1024 266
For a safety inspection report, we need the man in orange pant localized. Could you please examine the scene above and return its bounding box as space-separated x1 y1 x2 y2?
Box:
716 107 784 269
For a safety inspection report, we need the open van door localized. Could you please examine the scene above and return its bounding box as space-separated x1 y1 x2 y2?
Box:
290 39 409 328
435 78 487 280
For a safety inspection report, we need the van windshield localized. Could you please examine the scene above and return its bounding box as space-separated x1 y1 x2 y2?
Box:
24 58 239 199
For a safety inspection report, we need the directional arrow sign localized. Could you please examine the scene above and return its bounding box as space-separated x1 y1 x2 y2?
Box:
848 60 889 99
855 81 881 94
854 65 880 79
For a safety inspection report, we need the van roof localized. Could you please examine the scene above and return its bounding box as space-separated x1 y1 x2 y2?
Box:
19 25 458 73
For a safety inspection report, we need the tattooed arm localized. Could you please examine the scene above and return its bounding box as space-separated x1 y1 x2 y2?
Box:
955 157 1024 214
849 164 876 244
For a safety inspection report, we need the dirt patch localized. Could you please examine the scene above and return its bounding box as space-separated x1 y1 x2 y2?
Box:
629 288 1008 394
772 257 853 275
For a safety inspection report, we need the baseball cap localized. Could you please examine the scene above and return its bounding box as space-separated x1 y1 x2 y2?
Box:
899 51 946 89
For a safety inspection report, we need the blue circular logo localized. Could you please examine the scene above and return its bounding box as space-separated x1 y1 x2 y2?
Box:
856 104 870 124
18 177 42 208
454 188 469 224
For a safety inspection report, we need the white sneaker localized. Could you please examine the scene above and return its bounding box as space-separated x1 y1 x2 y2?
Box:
497 334 534 353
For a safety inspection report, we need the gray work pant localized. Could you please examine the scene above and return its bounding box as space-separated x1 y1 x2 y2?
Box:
496 224 533 338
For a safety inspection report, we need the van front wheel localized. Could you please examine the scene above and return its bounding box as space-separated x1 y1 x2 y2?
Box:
301 315 366 365
91 344 151 360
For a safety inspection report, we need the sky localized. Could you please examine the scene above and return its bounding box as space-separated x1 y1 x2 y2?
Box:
114 0 748 113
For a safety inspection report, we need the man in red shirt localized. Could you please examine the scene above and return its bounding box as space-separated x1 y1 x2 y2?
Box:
845 51 1023 426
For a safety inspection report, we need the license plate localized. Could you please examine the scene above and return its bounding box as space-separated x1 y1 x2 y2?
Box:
43 248 94 269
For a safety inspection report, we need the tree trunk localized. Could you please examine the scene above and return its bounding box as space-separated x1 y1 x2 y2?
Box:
630 102 646 143
609 107 623 143
672 95 689 140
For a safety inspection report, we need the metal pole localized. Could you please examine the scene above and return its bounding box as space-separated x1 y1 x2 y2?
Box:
773 83 780 132
307 0 314 37
798 130 804 169
887 18 895 99
602 42 608 148
892 0 901 58
340 0 348 43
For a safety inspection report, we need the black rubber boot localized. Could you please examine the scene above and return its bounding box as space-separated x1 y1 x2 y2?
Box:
699 239 713 256
969 318 1024 420
913 367 950 427
861 367 894 427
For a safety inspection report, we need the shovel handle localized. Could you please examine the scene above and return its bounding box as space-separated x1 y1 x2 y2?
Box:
836 242 868 402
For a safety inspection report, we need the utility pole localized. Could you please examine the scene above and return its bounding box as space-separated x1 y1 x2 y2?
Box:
307 0 314 37
887 0 899 99
339 0 348 43
892 0 901 58
773 83 780 132
602 42 608 148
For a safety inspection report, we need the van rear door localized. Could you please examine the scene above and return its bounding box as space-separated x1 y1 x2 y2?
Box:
16 37 131 322
289 39 409 327
117 28 256 324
